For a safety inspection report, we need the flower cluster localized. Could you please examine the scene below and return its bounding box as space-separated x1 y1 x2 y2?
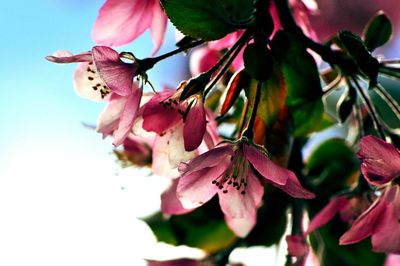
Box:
48 0 400 265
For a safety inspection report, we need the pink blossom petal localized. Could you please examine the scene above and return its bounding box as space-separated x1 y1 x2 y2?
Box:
203 109 221 149
142 90 181 134
358 135 400 185
177 160 230 209
306 196 350 234
113 87 142 146
45 51 92 63
219 169 263 237
92 0 153 47
243 144 288 185
184 99 207 151
92 46 138 96
339 192 386 245
370 186 400 253
189 47 220 76
208 32 242 50
151 134 179 178
150 1 168 55
180 145 234 176
73 62 111 101
161 179 193 215
96 93 126 137
273 171 315 199
151 126 197 177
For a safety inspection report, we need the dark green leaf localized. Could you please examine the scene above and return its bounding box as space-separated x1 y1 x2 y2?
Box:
306 138 358 197
246 190 289 246
161 0 252 40
244 65 286 127
146 213 179 245
243 43 274 82
144 198 237 253
363 11 393 52
271 31 324 136
338 31 380 85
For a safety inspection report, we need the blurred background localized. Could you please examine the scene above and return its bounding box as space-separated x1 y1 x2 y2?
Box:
0 1 399 266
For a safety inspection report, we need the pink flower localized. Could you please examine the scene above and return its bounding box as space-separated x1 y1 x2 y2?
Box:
114 133 154 167
46 46 143 146
174 142 314 237
305 193 373 236
142 89 209 152
92 0 167 55
357 135 400 186
339 185 400 254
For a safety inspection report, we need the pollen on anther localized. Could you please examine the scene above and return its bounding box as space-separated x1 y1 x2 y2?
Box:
88 76 94 81
223 190 228 193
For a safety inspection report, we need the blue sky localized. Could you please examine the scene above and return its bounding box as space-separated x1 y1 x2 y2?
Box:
0 1 190 265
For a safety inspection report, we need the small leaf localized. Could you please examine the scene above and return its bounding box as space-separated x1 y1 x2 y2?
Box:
338 31 380 85
363 11 393 52
220 68 251 116
336 84 357 124
243 43 274 82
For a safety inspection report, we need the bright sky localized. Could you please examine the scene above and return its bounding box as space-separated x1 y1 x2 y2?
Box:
0 1 189 265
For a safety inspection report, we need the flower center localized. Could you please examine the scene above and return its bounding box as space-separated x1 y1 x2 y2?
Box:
211 149 248 195
85 62 111 99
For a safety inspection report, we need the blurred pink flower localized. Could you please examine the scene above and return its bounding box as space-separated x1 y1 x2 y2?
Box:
92 0 168 55
340 185 400 254
174 142 314 237
46 46 143 146
357 135 400 186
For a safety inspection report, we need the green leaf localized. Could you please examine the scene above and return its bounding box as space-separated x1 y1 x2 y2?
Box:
363 11 393 52
271 31 324 136
161 0 252 40
338 31 380 85
243 43 274 82
244 65 286 127
306 138 358 197
144 198 237 253
146 213 178 245
291 99 324 137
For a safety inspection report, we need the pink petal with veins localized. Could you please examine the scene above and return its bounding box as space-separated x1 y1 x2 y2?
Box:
113 87 142 146
92 46 138 97
358 135 400 185
243 144 288 185
142 90 182 134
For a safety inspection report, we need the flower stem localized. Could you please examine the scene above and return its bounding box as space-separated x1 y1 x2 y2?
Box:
139 39 205 71
350 77 386 139
243 82 262 140
204 31 252 97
